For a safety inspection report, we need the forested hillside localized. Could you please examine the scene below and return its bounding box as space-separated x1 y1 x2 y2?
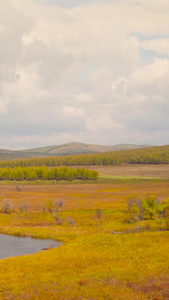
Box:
0 145 168 168
0 142 150 161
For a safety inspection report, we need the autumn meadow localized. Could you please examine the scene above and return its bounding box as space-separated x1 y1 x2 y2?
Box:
0 148 169 299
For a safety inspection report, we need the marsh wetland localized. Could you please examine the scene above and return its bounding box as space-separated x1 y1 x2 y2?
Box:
0 163 168 299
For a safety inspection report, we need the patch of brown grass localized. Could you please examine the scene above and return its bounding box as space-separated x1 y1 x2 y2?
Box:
128 275 169 299
71 164 169 178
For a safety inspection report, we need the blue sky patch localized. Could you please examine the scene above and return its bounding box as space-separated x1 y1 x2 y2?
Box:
80 63 97 79
140 48 169 61
34 0 112 9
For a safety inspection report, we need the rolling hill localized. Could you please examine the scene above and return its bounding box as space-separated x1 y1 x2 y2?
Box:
0 142 152 161
21 142 151 156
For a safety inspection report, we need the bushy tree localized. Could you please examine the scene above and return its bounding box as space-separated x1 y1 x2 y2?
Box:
141 195 163 220
128 203 140 224
161 198 169 229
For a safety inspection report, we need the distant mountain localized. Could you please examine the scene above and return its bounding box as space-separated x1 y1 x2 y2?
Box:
22 142 151 156
0 148 37 160
0 142 152 160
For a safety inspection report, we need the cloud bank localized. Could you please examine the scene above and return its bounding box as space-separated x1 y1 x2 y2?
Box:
0 0 169 149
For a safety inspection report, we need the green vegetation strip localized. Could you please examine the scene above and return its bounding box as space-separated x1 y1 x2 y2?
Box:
99 175 169 183
0 166 99 181
0 174 168 185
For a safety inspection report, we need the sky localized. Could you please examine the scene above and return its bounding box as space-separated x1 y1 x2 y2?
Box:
0 0 169 149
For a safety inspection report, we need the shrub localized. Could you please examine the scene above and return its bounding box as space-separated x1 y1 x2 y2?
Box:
54 199 64 211
96 209 102 219
44 200 54 213
15 184 22 192
18 202 29 213
68 218 76 227
1 201 12 214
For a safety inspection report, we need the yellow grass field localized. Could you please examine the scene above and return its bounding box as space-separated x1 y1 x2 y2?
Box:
0 165 169 299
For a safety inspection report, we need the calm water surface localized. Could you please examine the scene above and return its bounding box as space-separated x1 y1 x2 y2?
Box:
0 234 61 259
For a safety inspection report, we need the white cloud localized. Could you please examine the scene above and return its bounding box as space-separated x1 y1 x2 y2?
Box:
0 0 169 149
127 58 169 98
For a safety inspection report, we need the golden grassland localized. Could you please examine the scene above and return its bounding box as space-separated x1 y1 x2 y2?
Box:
0 166 169 299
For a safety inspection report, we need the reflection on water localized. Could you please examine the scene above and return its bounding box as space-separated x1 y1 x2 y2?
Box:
0 234 61 259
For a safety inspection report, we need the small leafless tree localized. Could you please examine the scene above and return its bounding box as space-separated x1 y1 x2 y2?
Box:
95 209 103 229
1 201 12 214
127 196 142 211
15 184 21 192
18 202 29 213
43 199 65 225
68 218 76 227
54 199 64 211
96 209 102 219
53 214 63 225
